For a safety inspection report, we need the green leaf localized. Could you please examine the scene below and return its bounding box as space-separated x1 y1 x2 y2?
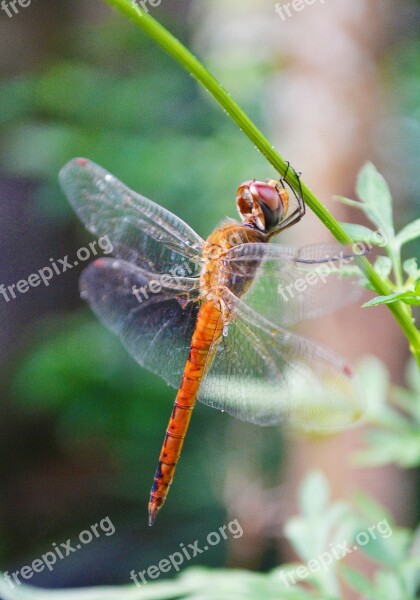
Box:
299 470 329 517
339 222 376 243
398 557 420 599
359 528 412 566
355 430 420 468
405 358 420 394
271 564 318 597
356 356 389 419
353 492 394 526
341 566 374 596
395 218 420 248
403 258 420 281
374 256 393 280
374 570 407 600
363 290 420 307
334 195 365 209
356 162 395 241
403 295 420 306
391 386 420 423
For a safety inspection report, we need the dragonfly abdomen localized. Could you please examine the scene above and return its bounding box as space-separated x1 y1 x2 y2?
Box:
148 301 223 526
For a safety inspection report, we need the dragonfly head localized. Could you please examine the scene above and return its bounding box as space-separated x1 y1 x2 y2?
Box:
236 179 289 233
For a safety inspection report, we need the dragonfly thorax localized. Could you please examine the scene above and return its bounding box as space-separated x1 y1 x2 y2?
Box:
200 222 266 306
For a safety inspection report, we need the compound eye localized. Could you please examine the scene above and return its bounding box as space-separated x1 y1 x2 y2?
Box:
236 179 288 231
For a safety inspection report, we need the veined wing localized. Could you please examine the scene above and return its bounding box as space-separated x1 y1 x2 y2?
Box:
80 258 200 388
59 158 204 275
222 242 363 327
198 288 362 429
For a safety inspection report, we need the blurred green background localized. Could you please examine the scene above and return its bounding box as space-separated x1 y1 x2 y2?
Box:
0 1 279 588
0 0 419 593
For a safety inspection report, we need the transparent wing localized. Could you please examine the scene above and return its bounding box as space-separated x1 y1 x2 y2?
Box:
59 158 204 274
80 258 200 388
198 289 362 429
222 242 363 327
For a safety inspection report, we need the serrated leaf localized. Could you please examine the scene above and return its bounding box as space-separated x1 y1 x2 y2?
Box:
374 256 392 279
363 290 420 307
339 222 376 243
395 218 420 248
403 258 420 280
356 163 395 241
362 293 399 307
402 294 420 306
354 431 420 468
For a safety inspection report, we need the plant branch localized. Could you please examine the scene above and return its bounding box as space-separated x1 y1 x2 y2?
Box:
103 0 420 369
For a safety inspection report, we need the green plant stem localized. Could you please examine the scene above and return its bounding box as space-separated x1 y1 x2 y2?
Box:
103 0 420 369
390 245 404 290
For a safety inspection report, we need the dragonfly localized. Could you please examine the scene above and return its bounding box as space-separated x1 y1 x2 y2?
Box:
59 158 363 526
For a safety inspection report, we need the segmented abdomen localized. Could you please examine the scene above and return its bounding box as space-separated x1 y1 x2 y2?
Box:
148 301 223 525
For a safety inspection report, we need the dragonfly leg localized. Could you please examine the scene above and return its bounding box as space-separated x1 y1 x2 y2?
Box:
276 164 305 233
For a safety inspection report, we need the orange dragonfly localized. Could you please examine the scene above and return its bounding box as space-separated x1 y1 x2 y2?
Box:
60 158 363 526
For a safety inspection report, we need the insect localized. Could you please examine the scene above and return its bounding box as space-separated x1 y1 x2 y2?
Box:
60 158 363 526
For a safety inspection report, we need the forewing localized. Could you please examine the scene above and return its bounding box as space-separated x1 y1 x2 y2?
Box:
222 242 363 327
59 158 204 274
198 289 362 429
80 258 200 388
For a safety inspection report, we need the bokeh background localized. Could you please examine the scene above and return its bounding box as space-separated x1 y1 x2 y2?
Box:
0 0 419 596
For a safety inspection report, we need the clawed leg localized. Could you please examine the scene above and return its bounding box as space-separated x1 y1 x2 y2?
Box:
278 162 306 232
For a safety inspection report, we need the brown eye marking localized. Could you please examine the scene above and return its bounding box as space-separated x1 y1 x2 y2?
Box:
236 179 287 232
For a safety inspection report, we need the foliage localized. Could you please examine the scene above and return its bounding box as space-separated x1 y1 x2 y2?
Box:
1 471 418 600
337 163 420 309
354 356 420 468
0 21 269 234
1 4 420 600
